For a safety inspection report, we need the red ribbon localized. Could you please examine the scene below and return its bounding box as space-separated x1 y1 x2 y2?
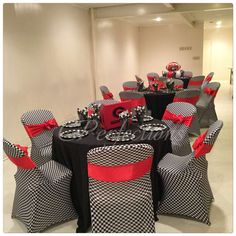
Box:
103 92 113 100
121 97 146 108
205 75 213 82
192 131 213 158
173 95 200 105
8 145 36 169
188 80 203 86
204 87 218 97
123 86 137 91
163 110 193 126
88 156 153 182
24 118 58 138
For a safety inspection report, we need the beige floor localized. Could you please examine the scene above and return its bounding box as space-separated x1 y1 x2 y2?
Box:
3 81 233 233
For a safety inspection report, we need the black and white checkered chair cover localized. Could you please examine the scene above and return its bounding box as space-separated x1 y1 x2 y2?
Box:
3 138 77 233
172 78 184 89
21 109 58 166
201 72 214 90
196 82 220 128
157 120 223 225
99 85 114 100
174 89 201 136
122 81 138 91
187 75 205 89
162 102 196 156
87 144 155 233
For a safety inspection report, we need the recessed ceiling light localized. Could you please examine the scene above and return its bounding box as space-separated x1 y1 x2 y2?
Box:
216 21 222 25
154 17 162 22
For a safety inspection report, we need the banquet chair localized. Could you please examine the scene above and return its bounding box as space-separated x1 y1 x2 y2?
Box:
100 85 114 100
122 81 138 91
196 82 220 128
187 75 205 89
172 78 184 89
201 72 214 90
183 71 193 78
162 102 196 156
157 120 223 225
89 99 118 107
87 144 155 233
173 89 201 136
3 138 77 233
21 109 58 166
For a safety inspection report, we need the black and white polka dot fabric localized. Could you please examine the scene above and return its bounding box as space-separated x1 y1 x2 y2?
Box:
187 75 205 89
157 120 223 225
196 82 220 128
201 72 214 90
87 144 155 233
21 109 56 166
174 89 201 136
162 102 196 156
3 138 78 233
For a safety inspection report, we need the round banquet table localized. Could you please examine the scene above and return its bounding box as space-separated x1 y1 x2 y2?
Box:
179 77 191 89
52 120 172 233
144 91 175 120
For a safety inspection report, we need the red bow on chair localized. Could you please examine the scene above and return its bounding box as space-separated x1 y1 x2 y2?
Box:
103 92 113 100
192 131 213 158
15 144 29 156
204 87 217 97
24 118 58 138
163 110 193 126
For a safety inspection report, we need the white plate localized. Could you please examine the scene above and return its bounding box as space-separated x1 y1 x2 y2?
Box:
60 129 88 139
132 115 154 122
105 131 135 142
62 120 82 128
139 123 167 132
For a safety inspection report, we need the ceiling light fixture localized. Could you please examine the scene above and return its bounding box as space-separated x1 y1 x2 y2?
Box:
216 20 222 25
154 17 162 22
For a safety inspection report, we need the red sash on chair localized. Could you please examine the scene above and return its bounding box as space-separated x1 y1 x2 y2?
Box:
204 87 218 97
123 86 137 91
188 80 203 86
173 95 200 105
174 84 183 89
163 110 193 126
192 131 213 158
103 92 113 100
24 118 58 138
88 156 153 182
8 145 36 169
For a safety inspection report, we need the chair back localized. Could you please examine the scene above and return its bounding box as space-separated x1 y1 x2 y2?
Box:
87 144 154 182
162 102 196 131
188 75 205 89
119 91 146 108
197 82 220 108
122 81 138 91
21 109 57 149
3 138 36 169
201 72 214 89
100 85 114 100
174 89 200 105
183 71 193 78
192 120 223 158
172 79 184 89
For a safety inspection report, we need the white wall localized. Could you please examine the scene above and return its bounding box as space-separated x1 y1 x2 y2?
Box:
138 23 204 79
3 4 94 144
203 27 233 81
94 19 139 99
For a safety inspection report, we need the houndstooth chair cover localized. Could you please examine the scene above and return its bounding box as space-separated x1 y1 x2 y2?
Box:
174 89 201 136
3 138 78 233
187 75 205 89
196 82 220 128
87 144 155 233
21 109 57 166
157 120 223 225
201 72 214 90
100 85 114 100
122 81 138 91
172 78 184 89
162 102 196 156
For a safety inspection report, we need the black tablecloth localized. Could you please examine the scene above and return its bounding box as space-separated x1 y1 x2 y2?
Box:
52 120 172 232
179 77 191 89
144 91 175 120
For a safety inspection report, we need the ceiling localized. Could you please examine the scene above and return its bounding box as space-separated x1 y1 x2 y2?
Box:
77 3 233 29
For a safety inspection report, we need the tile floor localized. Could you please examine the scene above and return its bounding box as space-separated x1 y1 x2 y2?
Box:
3 81 233 233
